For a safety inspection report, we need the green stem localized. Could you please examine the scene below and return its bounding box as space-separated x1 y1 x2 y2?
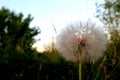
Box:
79 55 82 80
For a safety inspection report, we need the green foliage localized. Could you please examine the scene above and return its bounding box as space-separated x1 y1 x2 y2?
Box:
96 0 120 80
96 0 120 31
38 54 78 80
39 41 79 80
0 7 40 80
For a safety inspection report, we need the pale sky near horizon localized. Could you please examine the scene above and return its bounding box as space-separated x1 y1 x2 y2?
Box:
0 0 103 52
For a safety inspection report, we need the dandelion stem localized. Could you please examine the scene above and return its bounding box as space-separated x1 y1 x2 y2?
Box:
79 56 82 80
78 48 82 80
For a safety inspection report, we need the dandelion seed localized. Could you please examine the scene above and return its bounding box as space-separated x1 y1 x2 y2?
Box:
57 21 107 63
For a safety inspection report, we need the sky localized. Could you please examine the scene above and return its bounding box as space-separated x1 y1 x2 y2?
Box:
0 0 103 52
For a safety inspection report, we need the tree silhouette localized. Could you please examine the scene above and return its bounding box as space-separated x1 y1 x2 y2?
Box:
0 7 40 80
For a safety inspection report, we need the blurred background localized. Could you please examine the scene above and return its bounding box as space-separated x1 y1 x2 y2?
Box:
0 0 120 80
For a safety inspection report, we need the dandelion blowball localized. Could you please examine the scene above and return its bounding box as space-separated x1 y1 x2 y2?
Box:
56 21 107 62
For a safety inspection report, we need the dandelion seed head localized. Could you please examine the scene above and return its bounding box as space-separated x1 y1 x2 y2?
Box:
57 21 107 62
